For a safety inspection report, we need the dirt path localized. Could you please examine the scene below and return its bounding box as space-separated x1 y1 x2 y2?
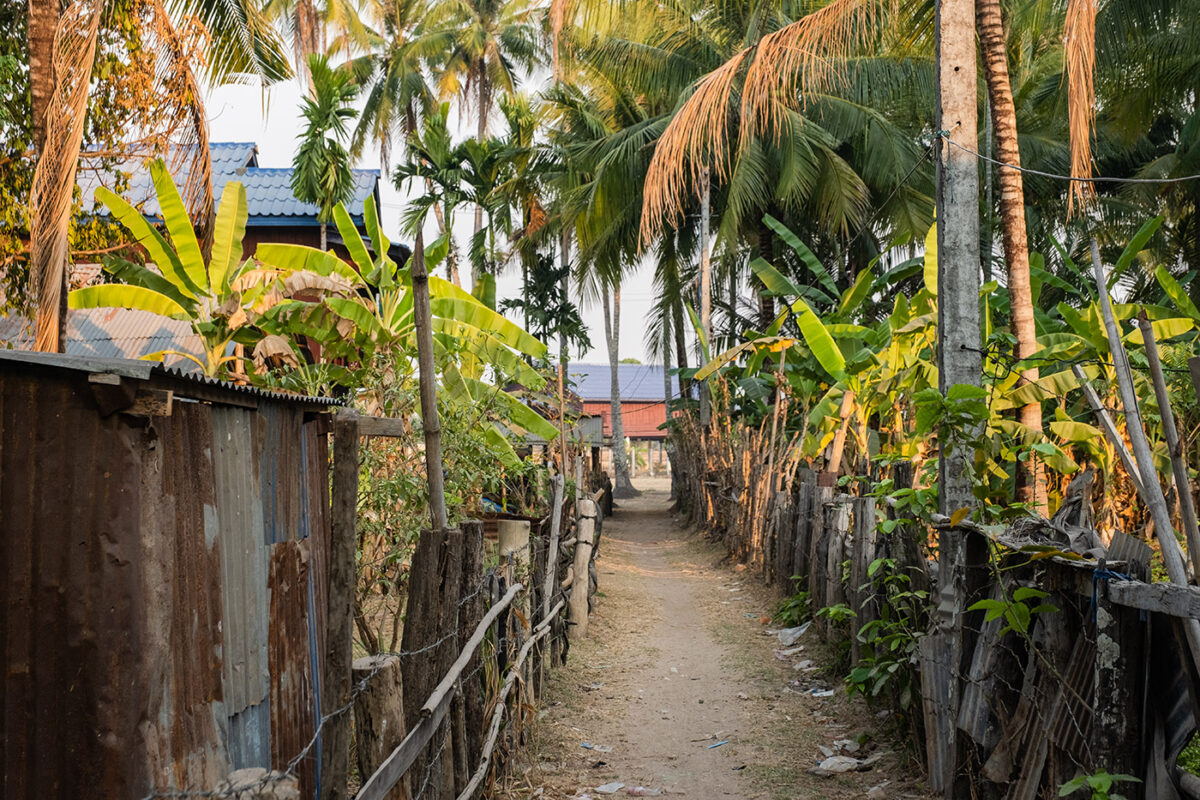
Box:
517 478 933 800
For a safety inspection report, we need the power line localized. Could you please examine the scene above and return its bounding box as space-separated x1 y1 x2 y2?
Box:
938 132 1200 186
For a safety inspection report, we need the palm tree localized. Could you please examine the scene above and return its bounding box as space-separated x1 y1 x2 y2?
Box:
430 0 542 250
26 0 290 352
976 0 1046 510
292 54 358 250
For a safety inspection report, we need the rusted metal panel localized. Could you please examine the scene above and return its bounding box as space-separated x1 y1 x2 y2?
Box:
211 406 271 757
270 539 318 797
0 355 333 800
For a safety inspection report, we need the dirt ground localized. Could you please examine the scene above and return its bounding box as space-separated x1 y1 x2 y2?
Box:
504 478 936 800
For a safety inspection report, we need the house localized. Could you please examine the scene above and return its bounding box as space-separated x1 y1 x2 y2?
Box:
77 141 393 261
568 362 684 476
1 142 402 367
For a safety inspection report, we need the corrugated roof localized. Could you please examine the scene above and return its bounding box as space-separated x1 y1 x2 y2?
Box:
567 363 681 402
0 308 201 371
78 142 378 224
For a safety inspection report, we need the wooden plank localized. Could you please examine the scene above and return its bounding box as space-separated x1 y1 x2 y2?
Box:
849 497 877 665
322 409 359 800
356 690 456 800
356 415 409 438
1109 580 1200 618
421 583 522 717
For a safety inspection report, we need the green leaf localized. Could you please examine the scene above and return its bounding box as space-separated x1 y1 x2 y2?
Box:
1155 265 1200 322
685 302 711 362
150 160 209 294
333 202 373 275
837 266 874 320
428 275 545 358
94 186 200 301
763 214 838 299
789 296 845 379
69 284 188 318
209 181 248 295
749 256 803 298
1109 216 1164 289
102 257 193 309
694 337 796 381
326 296 384 339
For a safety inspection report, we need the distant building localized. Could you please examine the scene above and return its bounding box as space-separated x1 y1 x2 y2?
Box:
568 362 682 441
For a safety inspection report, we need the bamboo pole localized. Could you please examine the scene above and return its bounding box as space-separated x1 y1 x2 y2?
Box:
1138 309 1200 579
1072 365 1147 499
1089 239 1200 667
411 229 448 532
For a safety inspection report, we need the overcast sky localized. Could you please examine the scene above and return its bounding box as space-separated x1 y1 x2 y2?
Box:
206 80 658 365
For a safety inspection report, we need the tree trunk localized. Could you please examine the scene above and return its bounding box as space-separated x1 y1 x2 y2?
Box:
699 170 712 426
31 0 102 353
756 222 775 329
411 230 448 531
602 283 637 497
27 0 58 155
977 0 1046 512
672 296 690 400
472 68 488 285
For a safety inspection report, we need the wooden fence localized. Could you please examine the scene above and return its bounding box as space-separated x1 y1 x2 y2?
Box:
324 410 602 800
672 420 1200 800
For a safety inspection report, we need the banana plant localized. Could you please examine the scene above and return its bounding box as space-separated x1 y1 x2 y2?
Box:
68 160 346 377
256 197 558 443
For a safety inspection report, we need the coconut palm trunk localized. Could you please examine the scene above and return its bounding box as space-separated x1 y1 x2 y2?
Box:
977 0 1046 511
602 281 636 497
27 0 58 154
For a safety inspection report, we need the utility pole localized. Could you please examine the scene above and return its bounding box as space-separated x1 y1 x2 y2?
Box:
935 0 981 517
933 0 981 796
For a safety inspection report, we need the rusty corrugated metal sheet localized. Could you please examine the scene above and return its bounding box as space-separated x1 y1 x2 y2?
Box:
0 354 332 800
211 407 272 764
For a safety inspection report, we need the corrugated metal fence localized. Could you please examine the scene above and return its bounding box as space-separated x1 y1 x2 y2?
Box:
0 351 336 799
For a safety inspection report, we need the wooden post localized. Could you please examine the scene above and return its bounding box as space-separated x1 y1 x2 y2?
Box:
352 655 410 800
322 409 359 800
849 496 878 666
542 476 565 625
1091 241 1200 667
453 521 486 794
568 498 597 639
411 229 448 532
1139 310 1200 578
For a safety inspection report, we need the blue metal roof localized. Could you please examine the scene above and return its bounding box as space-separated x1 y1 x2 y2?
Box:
78 142 379 224
567 363 681 402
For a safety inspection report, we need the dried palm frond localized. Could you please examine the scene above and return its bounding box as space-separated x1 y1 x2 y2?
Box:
1064 0 1098 215
640 48 752 244
640 0 880 245
32 0 103 352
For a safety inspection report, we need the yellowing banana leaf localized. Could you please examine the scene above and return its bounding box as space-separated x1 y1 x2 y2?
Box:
431 317 545 388
694 337 797 381
254 244 363 283
836 266 874 319
69 284 188 318
1124 317 1194 346
484 425 522 469
333 203 374 276
923 221 937 295
209 181 248 294
1049 419 1102 443
992 419 1079 474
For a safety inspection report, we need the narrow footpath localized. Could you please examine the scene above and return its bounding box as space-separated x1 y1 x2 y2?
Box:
516 479 933 800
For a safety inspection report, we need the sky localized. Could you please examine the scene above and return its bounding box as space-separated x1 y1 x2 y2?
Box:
206 80 659 365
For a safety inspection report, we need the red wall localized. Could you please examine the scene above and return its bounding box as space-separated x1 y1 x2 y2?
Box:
582 400 668 440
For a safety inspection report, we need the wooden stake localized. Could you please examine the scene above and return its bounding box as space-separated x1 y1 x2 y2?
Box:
1072 365 1147 499
411 229 448 532
543 475 565 624
568 498 597 639
1138 309 1200 579
1089 239 1200 667
322 409 359 800
352 655 410 800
